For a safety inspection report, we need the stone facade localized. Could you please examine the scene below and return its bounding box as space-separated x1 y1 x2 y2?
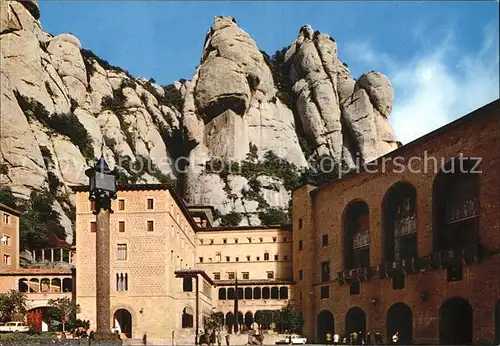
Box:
73 185 296 343
0 203 20 271
292 100 500 344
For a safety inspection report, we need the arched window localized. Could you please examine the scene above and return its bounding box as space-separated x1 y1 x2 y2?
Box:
279 287 288 299
383 182 417 262
262 287 270 299
51 278 61 293
29 278 39 293
182 307 194 328
343 201 370 270
62 278 72 292
244 287 252 299
253 287 261 299
225 312 235 327
41 278 50 293
433 158 480 251
218 288 227 300
18 279 28 293
227 288 235 300
271 287 279 299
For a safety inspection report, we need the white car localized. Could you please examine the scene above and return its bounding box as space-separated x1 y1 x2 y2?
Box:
0 321 30 333
276 334 307 345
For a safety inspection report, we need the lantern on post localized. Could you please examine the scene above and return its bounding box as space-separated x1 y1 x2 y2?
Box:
85 156 118 213
85 155 119 339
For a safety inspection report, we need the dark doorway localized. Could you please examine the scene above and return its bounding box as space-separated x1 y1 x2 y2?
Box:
439 297 473 345
317 310 334 343
114 309 132 338
345 307 366 335
495 301 500 345
245 311 253 328
387 303 413 344
343 201 370 270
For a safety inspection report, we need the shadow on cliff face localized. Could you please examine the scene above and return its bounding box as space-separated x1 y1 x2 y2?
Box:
202 96 247 124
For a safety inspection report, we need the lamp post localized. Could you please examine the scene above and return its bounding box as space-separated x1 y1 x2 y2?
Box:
85 156 118 339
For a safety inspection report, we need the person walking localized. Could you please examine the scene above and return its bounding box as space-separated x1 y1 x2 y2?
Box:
326 333 332 345
365 332 372 345
225 333 230 346
143 333 147 345
217 332 222 346
333 333 340 345
392 332 399 345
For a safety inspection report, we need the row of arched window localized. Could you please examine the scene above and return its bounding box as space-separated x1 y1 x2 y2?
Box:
218 286 288 300
18 278 72 293
336 159 480 270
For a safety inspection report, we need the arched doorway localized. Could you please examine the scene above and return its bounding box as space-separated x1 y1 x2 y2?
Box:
494 301 500 345
245 312 253 329
27 307 50 332
387 303 413 344
114 309 132 338
317 310 334 343
345 307 366 335
439 297 473 344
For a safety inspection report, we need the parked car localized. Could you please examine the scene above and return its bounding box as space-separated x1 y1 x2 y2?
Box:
275 334 308 345
0 321 30 333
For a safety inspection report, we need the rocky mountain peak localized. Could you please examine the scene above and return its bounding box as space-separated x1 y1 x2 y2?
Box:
0 8 399 244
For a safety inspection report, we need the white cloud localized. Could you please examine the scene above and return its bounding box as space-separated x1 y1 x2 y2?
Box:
344 23 499 144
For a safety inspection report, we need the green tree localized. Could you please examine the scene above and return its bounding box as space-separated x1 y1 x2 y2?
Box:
258 208 289 225
205 311 224 332
0 187 17 209
47 297 81 332
0 290 27 322
279 303 303 333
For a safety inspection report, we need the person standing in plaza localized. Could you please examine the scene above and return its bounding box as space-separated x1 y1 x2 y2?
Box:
217 332 222 346
326 332 332 345
225 333 230 346
333 333 340 345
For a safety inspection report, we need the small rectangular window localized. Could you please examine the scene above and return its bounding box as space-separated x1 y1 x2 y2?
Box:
320 285 330 299
264 253 270 261
350 282 360 295
116 273 128 292
183 277 193 292
199 239 204 245
1 235 10 246
247 237 252 243
147 198 154 210
90 201 96 212
299 270 303 281
259 237 263 243
228 272 235 280
242 272 249 280
447 265 463 282
267 271 274 279
3 254 11 265
298 240 303 251
118 199 125 211
214 272 220 280
226 256 230 262
199 257 203 263
210 239 214 245
117 244 127 261
272 237 277 242
234 238 238 244
246 256 251 261
322 234 329 246
393 274 405 290
147 221 154 232
298 218 303 229
256 256 260 261
223 238 227 244
90 222 96 233
3 214 9 224
321 261 331 282
274 255 279 261
235 257 239 262
119 221 125 233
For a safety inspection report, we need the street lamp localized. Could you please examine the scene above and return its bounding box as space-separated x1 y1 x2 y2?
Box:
85 156 118 340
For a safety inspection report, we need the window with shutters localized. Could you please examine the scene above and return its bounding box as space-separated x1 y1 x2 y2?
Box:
90 222 96 233
118 199 125 211
147 198 154 210
119 221 125 233
117 244 127 261
147 221 154 232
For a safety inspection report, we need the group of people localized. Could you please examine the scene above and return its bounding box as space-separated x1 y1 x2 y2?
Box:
198 330 229 346
326 331 400 345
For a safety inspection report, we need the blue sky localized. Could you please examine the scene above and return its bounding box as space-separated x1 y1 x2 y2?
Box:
40 1 499 143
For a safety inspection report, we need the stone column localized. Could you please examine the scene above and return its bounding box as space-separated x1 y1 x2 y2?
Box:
60 248 63 262
51 249 54 262
41 249 45 262
32 250 36 263
95 208 113 339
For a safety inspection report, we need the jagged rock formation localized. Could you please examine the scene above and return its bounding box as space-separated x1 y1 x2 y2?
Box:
0 6 399 236
285 25 398 165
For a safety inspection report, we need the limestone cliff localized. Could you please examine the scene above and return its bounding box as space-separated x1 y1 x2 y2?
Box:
0 5 399 237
